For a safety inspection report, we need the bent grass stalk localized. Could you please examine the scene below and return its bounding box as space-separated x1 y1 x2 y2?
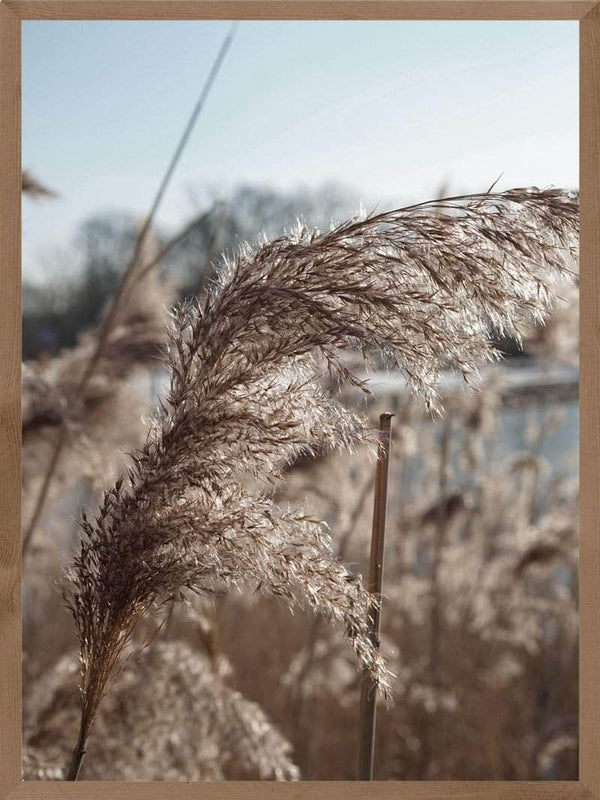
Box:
21 25 237 559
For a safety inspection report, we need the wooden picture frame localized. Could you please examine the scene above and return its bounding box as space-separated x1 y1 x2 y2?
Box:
1 1 597 797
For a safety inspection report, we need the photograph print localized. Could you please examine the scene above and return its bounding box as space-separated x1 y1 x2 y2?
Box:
21 19 579 782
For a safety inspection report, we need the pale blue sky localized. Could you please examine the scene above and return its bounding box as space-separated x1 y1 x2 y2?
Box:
22 20 578 280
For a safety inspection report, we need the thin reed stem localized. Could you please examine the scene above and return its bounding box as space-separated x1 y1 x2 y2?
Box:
358 412 394 781
22 25 237 559
191 202 227 296
66 727 87 781
135 205 218 285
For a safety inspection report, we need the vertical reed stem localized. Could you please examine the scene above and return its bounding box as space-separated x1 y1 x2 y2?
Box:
21 25 237 559
358 412 394 781
66 726 87 781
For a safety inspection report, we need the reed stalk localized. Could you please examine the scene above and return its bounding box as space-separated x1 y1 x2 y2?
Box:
22 25 237 560
66 730 87 782
358 412 394 780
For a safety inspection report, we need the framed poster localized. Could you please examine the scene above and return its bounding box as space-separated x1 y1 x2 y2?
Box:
1 2 598 798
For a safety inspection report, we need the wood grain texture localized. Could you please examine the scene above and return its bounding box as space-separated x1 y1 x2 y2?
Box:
4 781 597 799
3 0 598 20
0 5 21 800
580 6 600 800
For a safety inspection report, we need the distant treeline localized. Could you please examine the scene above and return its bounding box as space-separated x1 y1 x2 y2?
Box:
22 182 526 361
23 183 358 360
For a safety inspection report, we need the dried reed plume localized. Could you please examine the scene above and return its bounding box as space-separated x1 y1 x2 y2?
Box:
62 187 578 778
25 641 298 781
23 254 170 440
22 248 175 557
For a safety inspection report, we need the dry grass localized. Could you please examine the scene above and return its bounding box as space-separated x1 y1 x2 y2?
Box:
56 187 578 778
24 640 298 781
